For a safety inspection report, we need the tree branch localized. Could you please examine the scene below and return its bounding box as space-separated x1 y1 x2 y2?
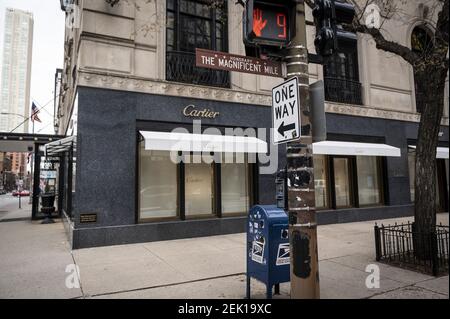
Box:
346 0 420 66
354 23 420 65
435 0 449 45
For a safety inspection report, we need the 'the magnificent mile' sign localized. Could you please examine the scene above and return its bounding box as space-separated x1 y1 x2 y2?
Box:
196 48 286 78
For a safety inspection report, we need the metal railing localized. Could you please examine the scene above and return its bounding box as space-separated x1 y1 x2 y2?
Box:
375 222 449 276
166 50 230 88
324 77 363 105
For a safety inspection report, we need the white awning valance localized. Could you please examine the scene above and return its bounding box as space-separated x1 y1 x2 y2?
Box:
408 145 449 159
45 135 77 156
313 141 401 157
140 131 268 154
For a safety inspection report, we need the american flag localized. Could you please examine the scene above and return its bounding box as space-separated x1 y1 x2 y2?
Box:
31 102 42 123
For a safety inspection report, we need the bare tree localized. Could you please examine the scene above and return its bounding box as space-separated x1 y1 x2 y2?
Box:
346 0 448 241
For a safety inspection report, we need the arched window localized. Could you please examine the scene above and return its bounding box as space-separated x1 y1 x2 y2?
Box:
411 26 434 113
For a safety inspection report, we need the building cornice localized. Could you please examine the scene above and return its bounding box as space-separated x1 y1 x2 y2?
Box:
78 70 273 106
77 70 449 127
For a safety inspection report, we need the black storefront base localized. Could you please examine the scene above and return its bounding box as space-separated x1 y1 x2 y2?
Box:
72 216 248 249
316 204 415 224
71 204 416 249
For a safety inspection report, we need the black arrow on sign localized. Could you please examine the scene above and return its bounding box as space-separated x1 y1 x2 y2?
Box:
278 121 296 137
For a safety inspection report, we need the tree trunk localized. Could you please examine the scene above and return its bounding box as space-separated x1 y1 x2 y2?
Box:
413 66 447 259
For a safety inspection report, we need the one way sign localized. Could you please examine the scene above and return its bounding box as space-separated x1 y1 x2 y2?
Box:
272 77 301 144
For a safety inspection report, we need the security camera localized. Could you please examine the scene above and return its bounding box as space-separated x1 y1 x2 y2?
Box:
27 146 33 152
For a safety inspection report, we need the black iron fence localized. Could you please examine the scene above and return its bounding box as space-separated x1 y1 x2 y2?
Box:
324 77 363 105
375 222 449 276
166 50 230 88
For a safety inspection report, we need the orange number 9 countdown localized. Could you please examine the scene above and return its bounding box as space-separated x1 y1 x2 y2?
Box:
277 13 287 39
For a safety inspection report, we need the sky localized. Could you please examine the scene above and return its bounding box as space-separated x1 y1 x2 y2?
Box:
0 0 65 135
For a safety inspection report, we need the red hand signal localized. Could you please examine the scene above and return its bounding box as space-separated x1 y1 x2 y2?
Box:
253 8 267 37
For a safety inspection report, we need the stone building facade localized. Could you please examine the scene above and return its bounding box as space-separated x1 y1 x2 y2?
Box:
55 0 448 249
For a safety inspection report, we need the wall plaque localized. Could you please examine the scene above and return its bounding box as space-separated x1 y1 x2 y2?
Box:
80 213 97 224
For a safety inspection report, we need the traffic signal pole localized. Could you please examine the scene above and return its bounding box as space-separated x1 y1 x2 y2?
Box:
285 0 320 299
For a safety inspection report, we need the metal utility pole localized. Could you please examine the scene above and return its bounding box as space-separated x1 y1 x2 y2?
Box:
285 0 320 299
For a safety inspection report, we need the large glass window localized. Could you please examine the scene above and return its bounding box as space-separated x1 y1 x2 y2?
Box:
184 154 215 217
221 153 250 215
314 155 328 209
323 40 362 105
139 147 178 220
357 156 382 206
138 140 253 222
333 157 352 208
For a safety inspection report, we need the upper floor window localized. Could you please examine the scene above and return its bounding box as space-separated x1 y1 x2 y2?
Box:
323 40 362 105
166 0 230 88
411 26 434 113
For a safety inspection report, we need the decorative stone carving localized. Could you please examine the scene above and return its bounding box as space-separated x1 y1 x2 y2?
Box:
76 70 449 126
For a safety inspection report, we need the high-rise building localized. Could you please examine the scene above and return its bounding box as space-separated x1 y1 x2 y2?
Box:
0 8 33 133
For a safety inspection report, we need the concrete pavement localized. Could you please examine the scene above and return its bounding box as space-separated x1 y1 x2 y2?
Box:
0 213 448 299
0 219 82 299
0 194 32 222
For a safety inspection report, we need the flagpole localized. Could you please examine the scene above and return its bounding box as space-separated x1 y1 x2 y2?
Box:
29 108 35 205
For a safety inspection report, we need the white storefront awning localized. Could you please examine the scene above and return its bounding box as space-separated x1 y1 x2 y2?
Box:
140 131 268 154
313 141 401 157
408 145 449 159
45 135 77 156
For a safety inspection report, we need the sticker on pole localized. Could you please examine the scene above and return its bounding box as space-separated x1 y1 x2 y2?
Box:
272 77 301 144
276 243 290 266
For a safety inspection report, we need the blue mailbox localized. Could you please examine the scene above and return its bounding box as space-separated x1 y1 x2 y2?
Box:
246 205 290 299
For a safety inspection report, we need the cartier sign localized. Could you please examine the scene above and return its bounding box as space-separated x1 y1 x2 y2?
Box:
183 105 220 119
196 48 285 78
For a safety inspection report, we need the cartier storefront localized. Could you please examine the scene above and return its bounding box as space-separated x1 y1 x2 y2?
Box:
70 87 279 249
68 85 448 249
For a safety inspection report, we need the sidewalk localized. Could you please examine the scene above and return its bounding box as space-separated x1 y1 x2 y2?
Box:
0 214 448 299
0 195 32 222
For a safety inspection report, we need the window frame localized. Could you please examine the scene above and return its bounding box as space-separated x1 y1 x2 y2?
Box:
355 156 385 208
167 0 228 53
316 155 386 210
137 142 181 224
136 136 255 223
220 154 254 217
314 154 331 210
323 39 363 105
165 0 230 88
323 43 360 82
329 155 357 209
183 152 218 220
